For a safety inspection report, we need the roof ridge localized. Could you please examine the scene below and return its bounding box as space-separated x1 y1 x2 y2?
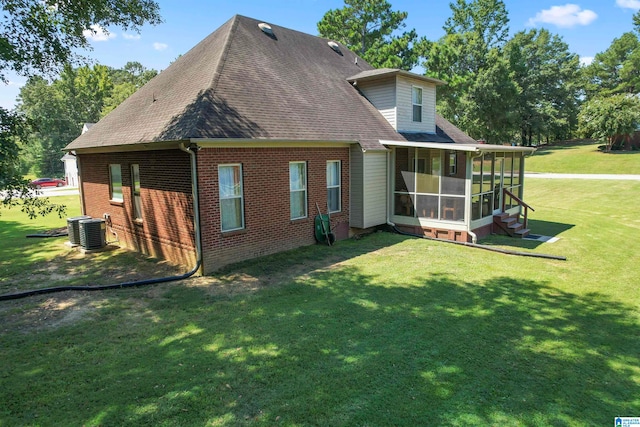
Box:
206 14 240 95
190 15 240 136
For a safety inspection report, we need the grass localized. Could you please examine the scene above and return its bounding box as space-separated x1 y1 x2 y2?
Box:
0 167 639 425
526 139 640 174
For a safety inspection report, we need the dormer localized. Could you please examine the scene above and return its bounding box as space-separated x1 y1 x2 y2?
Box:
347 69 446 134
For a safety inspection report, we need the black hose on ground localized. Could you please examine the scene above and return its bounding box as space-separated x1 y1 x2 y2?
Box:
390 224 567 261
0 260 201 301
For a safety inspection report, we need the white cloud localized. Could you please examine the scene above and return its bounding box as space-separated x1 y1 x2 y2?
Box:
617 0 640 10
580 56 594 66
527 4 598 28
153 42 169 51
83 24 116 42
123 33 142 40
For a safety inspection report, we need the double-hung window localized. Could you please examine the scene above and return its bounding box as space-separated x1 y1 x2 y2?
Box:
412 86 423 123
326 160 341 213
219 164 244 232
131 164 142 220
109 164 123 202
289 161 307 220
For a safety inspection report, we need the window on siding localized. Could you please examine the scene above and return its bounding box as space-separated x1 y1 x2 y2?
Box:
449 152 457 175
131 164 142 220
412 86 423 123
290 161 307 220
327 160 341 213
109 164 123 202
219 164 244 232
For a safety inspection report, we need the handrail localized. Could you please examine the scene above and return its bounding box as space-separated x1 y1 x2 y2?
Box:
503 188 535 229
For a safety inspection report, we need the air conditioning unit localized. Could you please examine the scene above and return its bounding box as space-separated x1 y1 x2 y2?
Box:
67 215 92 246
79 218 106 250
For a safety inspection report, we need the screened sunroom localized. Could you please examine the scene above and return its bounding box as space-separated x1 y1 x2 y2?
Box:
384 141 535 241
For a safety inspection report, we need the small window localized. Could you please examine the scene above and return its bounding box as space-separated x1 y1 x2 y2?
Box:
290 162 307 220
109 164 123 202
449 152 457 175
219 164 244 232
412 87 423 123
131 164 142 220
327 160 341 213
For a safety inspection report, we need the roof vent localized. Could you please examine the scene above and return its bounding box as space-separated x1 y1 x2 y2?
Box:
258 22 275 37
328 41 343 55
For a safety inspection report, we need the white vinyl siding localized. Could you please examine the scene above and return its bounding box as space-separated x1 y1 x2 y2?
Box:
397 77 436 133
358 80 397 129
350 147 387 228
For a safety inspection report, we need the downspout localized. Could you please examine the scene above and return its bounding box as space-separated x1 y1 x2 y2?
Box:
0 144 204 301
179 142 203 274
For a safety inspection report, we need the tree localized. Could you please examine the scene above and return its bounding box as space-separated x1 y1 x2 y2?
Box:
0 108 65 218
581 32 640 100
578 94 640 152
420 0 512 142
0 0 162 81
318 0 420 70
505 29 581 145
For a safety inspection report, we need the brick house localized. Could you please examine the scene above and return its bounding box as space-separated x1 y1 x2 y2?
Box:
65 15 535 274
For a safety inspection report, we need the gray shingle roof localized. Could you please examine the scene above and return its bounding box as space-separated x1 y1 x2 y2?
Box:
65 15 406 151
400 114 480 145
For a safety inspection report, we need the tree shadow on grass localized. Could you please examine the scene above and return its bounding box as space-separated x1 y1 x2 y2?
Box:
2 255 636 426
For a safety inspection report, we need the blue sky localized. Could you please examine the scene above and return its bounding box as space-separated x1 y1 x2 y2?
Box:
2 0 639 109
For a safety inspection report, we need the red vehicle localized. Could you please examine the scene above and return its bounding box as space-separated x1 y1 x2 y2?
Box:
29 178 66 189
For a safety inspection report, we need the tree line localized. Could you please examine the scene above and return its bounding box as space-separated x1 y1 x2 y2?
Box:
16 62 158 177
319 0 640 149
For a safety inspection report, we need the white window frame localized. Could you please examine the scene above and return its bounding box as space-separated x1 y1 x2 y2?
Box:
326 160 341 213
218 164 245 232
289 161 307 220
109 164 123 202
412 86 423 123
449 152 457 175
131 164 142 220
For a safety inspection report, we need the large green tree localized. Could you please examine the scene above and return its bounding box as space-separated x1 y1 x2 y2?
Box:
0 0 162 81
506 29 581 145
421 0 512 142
578 94 640 152
317 0 420 70
582 32 640 100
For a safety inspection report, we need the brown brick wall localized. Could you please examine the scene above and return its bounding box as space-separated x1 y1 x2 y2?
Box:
197 146 350 273
78 150 196 267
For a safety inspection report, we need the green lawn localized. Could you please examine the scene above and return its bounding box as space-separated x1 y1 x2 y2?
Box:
527 139 640 174
0 179 638 425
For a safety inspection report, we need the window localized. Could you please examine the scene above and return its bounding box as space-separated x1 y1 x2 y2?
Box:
449 152 457 175
290 162 307 220
131 164 142 220
109 164 123 202
327 161 341 213
218 164 244 232
412 86 423 123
